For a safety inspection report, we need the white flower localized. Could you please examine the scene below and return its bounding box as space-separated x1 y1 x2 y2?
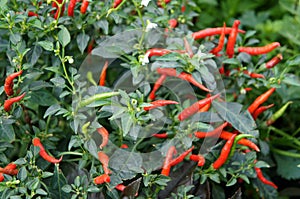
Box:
145 20 157 32
140 53 150 65
141 0 151 7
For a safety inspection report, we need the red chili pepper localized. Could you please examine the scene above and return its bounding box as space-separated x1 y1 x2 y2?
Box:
120 144 128 148
255 167 278 189
161 146 176 176
94 173 110 185
115 184 126 191
97 151 111 174
144 100 178 111
97 127 109 149
4 70 23 96
156 68 211 92
183 37 194 58
149 75 166 101
4 92 26 112
0 165 18 176
4 163 17 170
210 23 226 56
238 42 280 55
53 0 65 19
248 88 276 114
87 39 94 54
113 0 123 8
189 154 205 166
68 0 77 17
99 61 108 86
178 93 220 121
194 122 228 138
28 11 38 17
195 129 260 152
152 133 169 138
252 104 274 120
168 19 178 29
220 131 260 152
244 87 252 92
146 48 172 58
32 137 63 164
181 5 186 12
226 20 240 58
80 0 89 14
243 70 265 79
212 134 236 169
169 146 194 166
157 0 171 7
265 54 283 69
0 173 3 182
192 27 245 40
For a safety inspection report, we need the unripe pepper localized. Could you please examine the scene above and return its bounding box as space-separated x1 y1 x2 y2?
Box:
266 101 292 126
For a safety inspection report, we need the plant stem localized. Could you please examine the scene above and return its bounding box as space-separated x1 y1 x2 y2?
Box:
269 126 300 147
271 147 300 158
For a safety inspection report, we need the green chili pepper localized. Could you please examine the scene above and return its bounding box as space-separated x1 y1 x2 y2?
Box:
229 134 255 158
266 101 293 126
79 92 119 108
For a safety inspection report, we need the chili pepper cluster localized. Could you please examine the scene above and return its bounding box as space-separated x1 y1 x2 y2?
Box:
3 70 26 112
93 17 283 192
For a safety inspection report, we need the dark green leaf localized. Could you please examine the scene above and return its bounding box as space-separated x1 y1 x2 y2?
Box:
38 41 53 51
274 152 300 180
213 101 258 135
0 122 15 142
44 104 61 118
76 33 90 54
9 33 21 45
58 26 71 47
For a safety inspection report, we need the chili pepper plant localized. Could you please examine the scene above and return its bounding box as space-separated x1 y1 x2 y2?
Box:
0 0 299 199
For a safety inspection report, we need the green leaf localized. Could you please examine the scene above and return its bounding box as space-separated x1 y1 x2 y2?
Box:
213 101 258 135
226 177 237 186
38 41 53 51
58 26 71 47
9 33 21 45
110 149 143 179
17 167 28 181
0 122 15 142
29 90 57 106
76 33 90 54
282 74 300 87
274 152 300 180
0 0 8 8
62 185 72 193
44 104 61 118
49 164 69 199
97 20 109 34
29 45 42 66
36 188 48 196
